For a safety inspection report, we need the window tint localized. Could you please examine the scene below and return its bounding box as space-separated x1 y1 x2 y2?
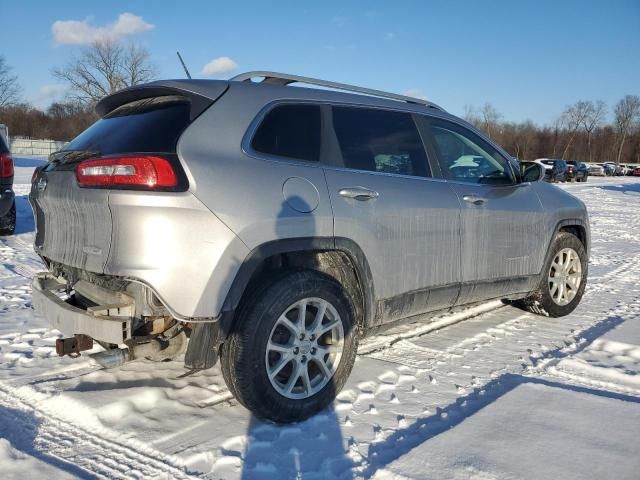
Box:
428 120 513 185
251 104 321 162
0 132 7 152
332 107 430 177
63 96 191 155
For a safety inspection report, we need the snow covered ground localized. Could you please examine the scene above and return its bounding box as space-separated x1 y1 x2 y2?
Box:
1 159 639 479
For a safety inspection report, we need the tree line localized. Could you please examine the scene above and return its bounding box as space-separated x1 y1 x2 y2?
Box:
464 98 640 164
1 41 639 164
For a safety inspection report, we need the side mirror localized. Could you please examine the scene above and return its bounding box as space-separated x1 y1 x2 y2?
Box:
521 162 545 183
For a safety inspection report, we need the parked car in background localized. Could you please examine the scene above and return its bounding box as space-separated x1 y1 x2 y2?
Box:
29 71 591 423
537 159 568 182
588 163 606 176
0 133 16 235
620 163 633 175
566 161 588 182
603 162 624 176
633 166 640 177
625 164 639 176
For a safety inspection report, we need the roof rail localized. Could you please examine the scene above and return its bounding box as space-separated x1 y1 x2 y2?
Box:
230 71 444 110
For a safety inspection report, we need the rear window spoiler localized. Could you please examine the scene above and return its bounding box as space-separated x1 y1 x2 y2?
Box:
95 80 230 120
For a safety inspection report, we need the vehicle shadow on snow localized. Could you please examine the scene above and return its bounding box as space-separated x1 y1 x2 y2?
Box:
239 196 354 479
0 406 94 478
14 194 35 235
358 313 628 478
241 411 354 479
12 157 48 168
596 183 640 195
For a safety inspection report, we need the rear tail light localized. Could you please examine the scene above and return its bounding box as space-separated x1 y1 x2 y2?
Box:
0 152 14 178
75 155 178 189
567 165 573 173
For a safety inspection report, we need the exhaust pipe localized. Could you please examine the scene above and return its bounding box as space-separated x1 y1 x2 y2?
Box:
91 340 164 369
91 324 188 369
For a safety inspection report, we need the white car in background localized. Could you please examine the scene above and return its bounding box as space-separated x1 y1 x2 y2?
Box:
588 163 606 176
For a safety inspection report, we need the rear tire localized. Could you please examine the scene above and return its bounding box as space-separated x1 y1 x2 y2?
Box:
516 232 587 317
0 200 16 236
220 270 358 423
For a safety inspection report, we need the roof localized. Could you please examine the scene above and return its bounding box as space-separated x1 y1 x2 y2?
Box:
96 72 446 117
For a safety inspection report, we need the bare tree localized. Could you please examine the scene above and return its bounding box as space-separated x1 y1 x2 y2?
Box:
0 56 21 107
514 120 537 160
480 103 502 138
463 104 479 124
122 43 156 86
581 100 607 162
53 39 157 106
559 101 591 159
614 95 640 164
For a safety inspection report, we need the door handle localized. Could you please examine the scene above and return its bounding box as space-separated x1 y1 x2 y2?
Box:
338 187 379 201
462 195 486 205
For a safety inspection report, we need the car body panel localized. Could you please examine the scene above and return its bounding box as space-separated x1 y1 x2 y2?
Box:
177 84 335 249
324 169 462 320
30 170 112 272
446 181 547 304
105 190 249 319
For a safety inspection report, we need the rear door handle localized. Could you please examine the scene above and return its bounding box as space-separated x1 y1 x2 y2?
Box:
462 195 486 205
338 187 379 201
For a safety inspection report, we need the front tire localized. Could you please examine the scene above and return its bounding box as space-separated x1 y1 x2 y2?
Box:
220 270 358 423
519 232 587 317
0 200 16 236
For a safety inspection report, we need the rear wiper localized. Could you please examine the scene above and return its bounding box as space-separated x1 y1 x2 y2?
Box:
49 149 100 165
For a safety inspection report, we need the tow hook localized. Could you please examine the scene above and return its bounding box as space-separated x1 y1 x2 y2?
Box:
56 335 94 358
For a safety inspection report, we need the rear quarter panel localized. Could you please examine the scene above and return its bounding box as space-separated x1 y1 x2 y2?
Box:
176 83 334 249
106 190 249 319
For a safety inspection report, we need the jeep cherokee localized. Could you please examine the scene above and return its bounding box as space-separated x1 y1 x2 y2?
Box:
30 72 589 423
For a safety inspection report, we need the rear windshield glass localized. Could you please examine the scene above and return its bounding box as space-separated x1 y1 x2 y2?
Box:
62 96 191 155
0 133 7 152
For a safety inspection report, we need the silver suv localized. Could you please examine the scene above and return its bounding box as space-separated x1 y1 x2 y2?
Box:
29 72 589 423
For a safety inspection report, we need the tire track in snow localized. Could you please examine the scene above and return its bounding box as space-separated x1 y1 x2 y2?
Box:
0 382 199 479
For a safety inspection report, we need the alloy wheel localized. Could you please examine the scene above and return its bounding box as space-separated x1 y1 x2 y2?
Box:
548 247 582 306
265 297 345 400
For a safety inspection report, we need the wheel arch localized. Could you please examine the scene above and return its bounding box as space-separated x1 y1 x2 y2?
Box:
556 219 589 253
218 237 376 339
538 218 590 279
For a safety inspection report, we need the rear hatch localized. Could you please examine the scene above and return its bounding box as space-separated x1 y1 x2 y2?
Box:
30 81 227 273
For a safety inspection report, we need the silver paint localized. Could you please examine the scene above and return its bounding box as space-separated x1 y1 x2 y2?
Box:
30 76 590 329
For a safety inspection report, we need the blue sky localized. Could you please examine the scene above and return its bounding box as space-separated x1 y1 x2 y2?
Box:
1 0 638 124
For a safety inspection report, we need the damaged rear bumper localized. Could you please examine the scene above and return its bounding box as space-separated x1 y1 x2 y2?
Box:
31 272 133 345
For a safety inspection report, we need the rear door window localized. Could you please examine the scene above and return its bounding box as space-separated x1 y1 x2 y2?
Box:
62 96 191 155
331 106 430 177
251 104 321 162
